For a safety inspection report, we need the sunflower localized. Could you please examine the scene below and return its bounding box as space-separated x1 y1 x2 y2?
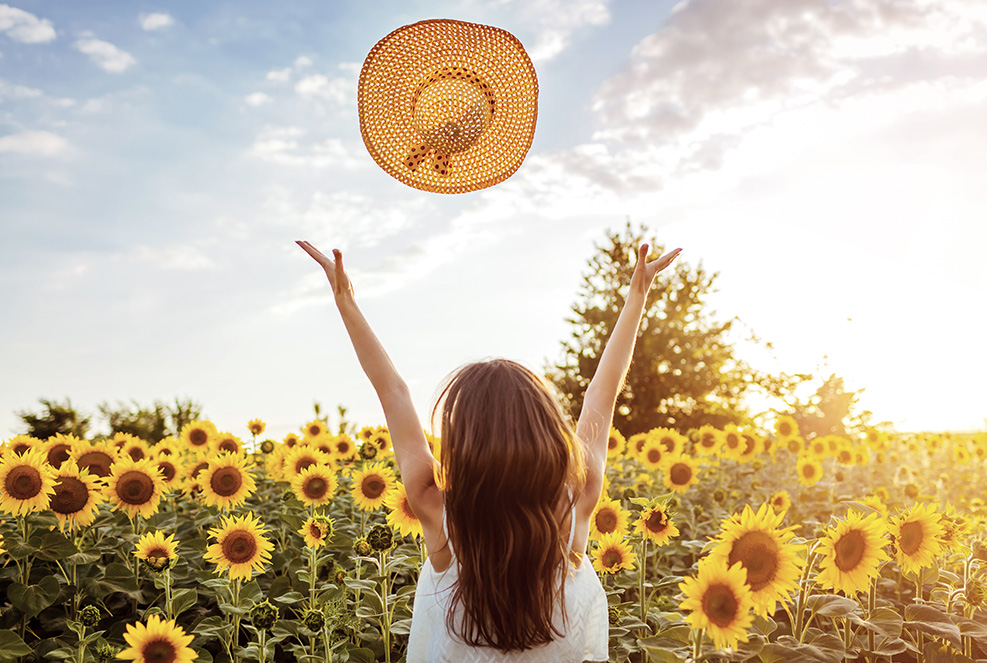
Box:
154 455 182 488
332 435 358 464
627 433 649 461
783 436 806 454
200 453 256 510
638 438 668 471
590 496 631 541
606 428 627 458
710 503 804 616
694 426 723 456
43 433 82 469
775 415 799 440
247 419 266 436
356 426 375 442
768 490 791 514
736 432 761 464
205 512 274 581
309 435 336 459
662 454 701 493
634 499 679 546
815 510 889 595
592 533 637 575
0 449 57 516
178 420 216 453
283 446 331 479
134 530 179 572
264 446 287 483
654 428 686 456
106 456 165 519
351 462 397 512
889 503 944 574
807 436 830 459
358 439 380 462
679 556 754 651
796 456 823 486
72 439 119 478
49 459 104 530
117 613 196 663
302 419 328 440
298 516 334 549
283 432 300 448
291 464 338 507
212 432 243 456
384 481 423 538
720 425 745 460
116 434 150 462
182 453 211 495
370 429 392 456
1 435 39 457
154 437 179 457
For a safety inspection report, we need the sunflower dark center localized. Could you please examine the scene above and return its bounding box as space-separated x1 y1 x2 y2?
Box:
77 451 114 478
726 434 739 449
401 497 418 519
647 449 661 464
701 435 716 448
702 582 740 628
336 442 351 455
728 531 779 591
12 442 31 455
211 467 242 497
47 443 72 468
127 447 145 461
779 423 792 437
218 440 238 453
742 436 756 454
594 508 618 533
608 437 618 450
142 637 177 663
117 470 154 505
189 429 209 446
646 511 668 534
222 529 258 564
303 477 328 499
191 462 208 479
308 425 321 436
899 521 924 556
670 463 692 485
294 458 315 474
146 545 170 559
602 549 622 568
802 464 817 479
660 437 676 452
51 476 89 514
5 465 42 500
362 477 385 499
834 529 866 572
158 462 176 482
308 524 324 539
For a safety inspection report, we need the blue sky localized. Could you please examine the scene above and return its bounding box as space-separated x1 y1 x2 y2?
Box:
2 0 986 442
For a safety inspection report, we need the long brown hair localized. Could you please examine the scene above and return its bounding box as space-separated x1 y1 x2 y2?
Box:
432 359 586 651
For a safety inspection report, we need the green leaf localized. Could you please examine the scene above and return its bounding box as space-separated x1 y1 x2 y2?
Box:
343 647 376 663
806 594 859 616
35 531 79 561
848 606 903 639
0 629 32 662
8 575 61 617
272 591 305 605
905 604 962 649
239 580 262 606
172 588 199 617
343 578 377 593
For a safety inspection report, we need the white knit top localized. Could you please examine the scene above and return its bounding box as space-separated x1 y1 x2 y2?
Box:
406 508 609 663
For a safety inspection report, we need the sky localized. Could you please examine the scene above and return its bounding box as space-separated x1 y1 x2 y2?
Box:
2 0 986 443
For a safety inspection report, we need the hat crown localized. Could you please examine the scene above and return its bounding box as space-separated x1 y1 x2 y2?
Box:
413 69 493 155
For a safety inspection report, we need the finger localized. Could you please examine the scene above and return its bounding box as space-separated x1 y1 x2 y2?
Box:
297 240 331 263
639 243 649 263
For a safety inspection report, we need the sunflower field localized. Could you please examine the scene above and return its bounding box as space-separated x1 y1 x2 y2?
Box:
0 416 985 663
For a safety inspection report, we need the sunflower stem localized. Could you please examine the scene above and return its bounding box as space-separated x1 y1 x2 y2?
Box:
164 567 173 621
691 626 703 662
866 576 876 661
309 545 318 608
794 544 820 642
380 550 392 663
638 537 649 625
231 578 242 663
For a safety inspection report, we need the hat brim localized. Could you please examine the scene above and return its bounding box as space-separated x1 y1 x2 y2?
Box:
358 19 538 194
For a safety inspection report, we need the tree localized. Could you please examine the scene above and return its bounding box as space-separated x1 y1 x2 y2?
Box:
98 397 203 443
788 374 871 439
547 220 797 436
17 398 91 440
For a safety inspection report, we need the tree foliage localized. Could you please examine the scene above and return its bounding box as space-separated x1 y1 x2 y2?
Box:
98 397 203 443
16 398 91 440
788 374 871 438
547 221 799 436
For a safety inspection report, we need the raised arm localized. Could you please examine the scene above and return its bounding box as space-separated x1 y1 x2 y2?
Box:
296 242 442 527
574 243 681 513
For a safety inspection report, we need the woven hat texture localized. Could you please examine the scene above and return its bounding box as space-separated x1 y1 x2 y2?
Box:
358 19 538 194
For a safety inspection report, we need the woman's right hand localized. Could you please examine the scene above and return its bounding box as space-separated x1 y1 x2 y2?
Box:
296 241 355 300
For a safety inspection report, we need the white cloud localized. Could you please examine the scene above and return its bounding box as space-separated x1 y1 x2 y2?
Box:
246 126 366 170
74 36 137 73
0 130 69 157
139 12 175 31
0 4 56 43
294 74 349 105
244 92 270 107
294 55 312 68
266 67 292 82
0 77 42 101
469 0 611 62
127 245 217 271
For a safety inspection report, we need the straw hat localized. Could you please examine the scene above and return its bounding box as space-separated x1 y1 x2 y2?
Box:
358 19 538 194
